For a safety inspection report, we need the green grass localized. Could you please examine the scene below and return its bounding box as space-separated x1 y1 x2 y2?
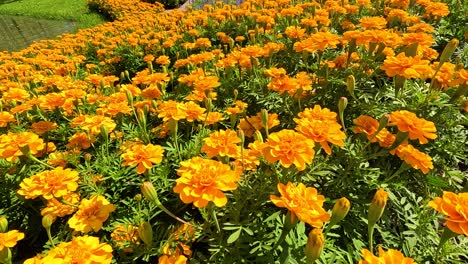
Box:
0 0 106 30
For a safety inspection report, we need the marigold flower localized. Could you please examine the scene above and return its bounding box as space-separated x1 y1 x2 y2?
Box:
381 53 432 79
70 115 116 136
174 157 240 208
17 167 79 200
111 224 140 252
201 129 241 158
31 121 58 135
157 100 188 122
0 132 45 162
121 143 164 174
429 192 468 236
68 195 116 233
0 112 15 127
41 236 113 264
389 110 437 144
41 192 80 218
262 130 315 171
359 247 416 264
391 144 433 174
270 182 330 228
0 230 25 251
295 106 346 155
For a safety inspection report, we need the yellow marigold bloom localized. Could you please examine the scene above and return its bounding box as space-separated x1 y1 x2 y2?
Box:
68 195 116 233
429 192 468 236
30 121 58 135
262 130 315 171
359 247 416 264
41 236 113 264
201 129 241 158
381 53 432 79
174 157 240 208
111 224 140 252
389 110 437 144
0 230 25 251
121 143 164 174
270 182 330 228
17 167 79 200
0 111 15 127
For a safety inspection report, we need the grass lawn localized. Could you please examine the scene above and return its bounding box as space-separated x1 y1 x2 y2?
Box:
0 0 106 29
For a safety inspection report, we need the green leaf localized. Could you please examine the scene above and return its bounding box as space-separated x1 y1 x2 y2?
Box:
227 228 242 244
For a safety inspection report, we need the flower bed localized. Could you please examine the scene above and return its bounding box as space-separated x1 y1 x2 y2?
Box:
0 0 467 263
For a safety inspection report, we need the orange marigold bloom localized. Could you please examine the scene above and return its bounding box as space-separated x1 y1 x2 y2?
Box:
67 131 94 150
41 236 113 264
68 195 116 233
156 55 171 65
121 143 164 174
0 111 15 127
295 106 346 155
262 130 315 171
429 192 468 236
111 224 140 252
17 167 79 200
70 115 116 136
0 131 45 162
41 192 80 218
174 157 240 208
359 247 416 264
31 121 58 135
381 53 432 79
353 116 396 147
270 182 330 228
157 100 188 122
359 16 387 29
0 230 25 251
201 129 241 158
237 112 280 137
389 110 437 144
391 144 433 174
294 31 341 53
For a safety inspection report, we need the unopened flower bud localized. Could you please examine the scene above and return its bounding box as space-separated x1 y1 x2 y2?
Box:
346 75 356 99
253 130 263 143
138 221 153 246
305 228 325 263
237 129 245 146
42 214 56 230
439 39 459 65
134 194 142 201
0 216 8 232
141 181 159 204
329 197 351 227
368 188 388 226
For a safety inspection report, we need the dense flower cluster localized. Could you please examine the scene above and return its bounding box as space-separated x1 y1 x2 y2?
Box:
0 0 465 262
